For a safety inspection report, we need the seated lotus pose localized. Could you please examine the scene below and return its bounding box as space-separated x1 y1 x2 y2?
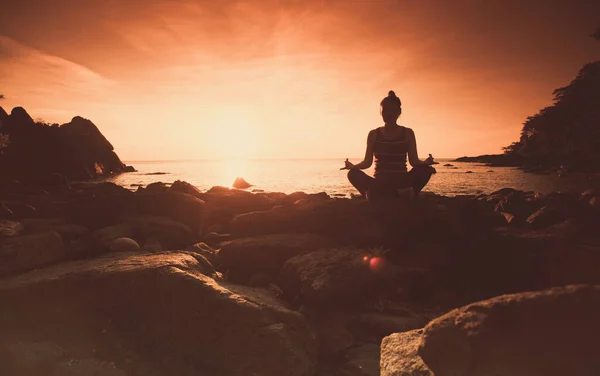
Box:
342 90 437 200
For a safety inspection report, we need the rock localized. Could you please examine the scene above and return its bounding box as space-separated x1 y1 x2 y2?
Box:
418 285 600 376
218 233 337 281
343 344 380 376
0 231 65 277
1 341 128 376
201 232 231 246
2 201 36 219
62 192 136 230
0 108 128 181
142 237 164 252
381 329 432 376
526 205 568 229
143 181 169 194
93 223 134 245
20 218 89 241
443 163 454 167
185 241 216 260
308 313 357 357
248 272 272 287
230 197 500 248
279 247 397 309
167 180 204 199
107 237 140 252
123 165 136 172
232 177 252 189
494 191 540 223
73 181 131 197
125 215 195 249
0 202 13 218
135 192 205 235
347 313 426 342
590 196 599 210
500 211 516 225
0 252 316 376
0 219 22 239
203 188 274 228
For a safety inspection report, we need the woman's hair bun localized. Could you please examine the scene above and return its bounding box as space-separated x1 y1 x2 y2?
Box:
382 90 401 109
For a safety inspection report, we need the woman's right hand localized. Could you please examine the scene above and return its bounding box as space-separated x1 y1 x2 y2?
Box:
340 158 355 170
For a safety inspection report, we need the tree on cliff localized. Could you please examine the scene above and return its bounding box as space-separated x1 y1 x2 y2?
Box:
0 94 8 152
504 28 600 170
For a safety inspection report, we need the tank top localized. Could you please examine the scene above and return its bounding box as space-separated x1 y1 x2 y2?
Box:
373 127 409 179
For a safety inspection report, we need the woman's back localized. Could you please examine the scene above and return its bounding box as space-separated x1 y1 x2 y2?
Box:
373 126 409 179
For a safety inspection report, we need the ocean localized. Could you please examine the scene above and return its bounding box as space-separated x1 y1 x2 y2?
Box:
107 159 600 197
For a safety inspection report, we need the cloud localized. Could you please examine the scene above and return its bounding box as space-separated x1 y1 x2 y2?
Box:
0 36 116 108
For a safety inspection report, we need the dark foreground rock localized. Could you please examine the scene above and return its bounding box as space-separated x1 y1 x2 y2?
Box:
418 285 600 376
0 251 316 376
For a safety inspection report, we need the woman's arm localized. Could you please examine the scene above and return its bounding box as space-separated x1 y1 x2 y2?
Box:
407 128 427 167
347 130 376 170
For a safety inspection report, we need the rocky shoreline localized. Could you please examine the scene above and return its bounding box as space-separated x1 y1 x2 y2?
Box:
1 176 599 375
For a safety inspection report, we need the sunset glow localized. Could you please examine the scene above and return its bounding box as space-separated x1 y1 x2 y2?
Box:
1 0 599 161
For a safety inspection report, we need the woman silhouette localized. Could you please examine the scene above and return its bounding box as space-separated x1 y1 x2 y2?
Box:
342 91 436 200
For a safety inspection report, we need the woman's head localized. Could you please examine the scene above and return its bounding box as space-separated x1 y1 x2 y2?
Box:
380 90 402 124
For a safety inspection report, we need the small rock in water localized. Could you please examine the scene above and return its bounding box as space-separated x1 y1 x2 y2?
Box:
466 171 474 174
443 163 454 167
232 177 252 189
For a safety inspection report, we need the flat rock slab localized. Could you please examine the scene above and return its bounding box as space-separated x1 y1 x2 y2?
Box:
0 251 316 376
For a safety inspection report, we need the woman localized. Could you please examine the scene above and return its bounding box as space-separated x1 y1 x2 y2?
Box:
342 91 436 200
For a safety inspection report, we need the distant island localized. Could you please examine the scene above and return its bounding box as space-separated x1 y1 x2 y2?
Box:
456 30 600 173
0 105 134 182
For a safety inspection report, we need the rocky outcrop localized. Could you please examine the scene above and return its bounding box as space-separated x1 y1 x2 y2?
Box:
0 106 133 181
0 251 316 376
418 285 600 376
381 330 432 376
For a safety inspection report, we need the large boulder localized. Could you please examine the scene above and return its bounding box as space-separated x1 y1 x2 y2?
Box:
381 330 432 376
125 215 195 249
0 252 316 376
217 233 337 281
418 285 600 376
230 197 503 248
280 247 412 309
0 231 65 277
166 180 204 199
203 187 275 228
135 192 205 235
493 190 540 224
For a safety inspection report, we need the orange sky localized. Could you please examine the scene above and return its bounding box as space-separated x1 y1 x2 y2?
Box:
1 0 599 160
